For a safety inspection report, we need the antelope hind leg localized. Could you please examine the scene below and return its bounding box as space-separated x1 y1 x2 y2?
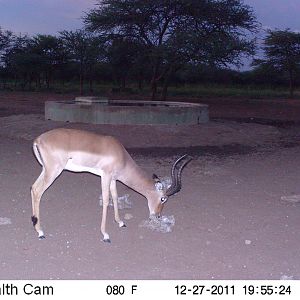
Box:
31 166 62 239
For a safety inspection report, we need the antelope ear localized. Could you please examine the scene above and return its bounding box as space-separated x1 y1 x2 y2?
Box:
152 174 160 183
155 182 163 191
153 174 163 191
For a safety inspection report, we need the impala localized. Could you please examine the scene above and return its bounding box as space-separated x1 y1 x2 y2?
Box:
31 128 192 242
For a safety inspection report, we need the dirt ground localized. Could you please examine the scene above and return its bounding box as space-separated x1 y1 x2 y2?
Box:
0 91 300 280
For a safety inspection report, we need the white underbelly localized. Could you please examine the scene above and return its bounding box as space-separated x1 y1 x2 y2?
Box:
64 159 104 177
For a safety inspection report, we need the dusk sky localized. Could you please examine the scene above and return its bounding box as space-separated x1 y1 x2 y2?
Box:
0 0 95 34
0 0 300 35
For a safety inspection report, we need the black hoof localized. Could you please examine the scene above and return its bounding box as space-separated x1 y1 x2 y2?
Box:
31 216 38 226
103 238 111 243
38 235 46 240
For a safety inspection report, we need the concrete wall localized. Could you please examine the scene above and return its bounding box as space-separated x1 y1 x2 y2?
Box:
45 100 209 125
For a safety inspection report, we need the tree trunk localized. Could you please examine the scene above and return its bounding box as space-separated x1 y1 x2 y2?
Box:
138 75 143 90
28 75 32 90
161 81 169 101
121 76 126 89
14 75 17 89
88 65 94 94
161 68 173 101
150 59 161 100
36 75 41 89
46 74 50 89
161 64 180 101
79 62 84 95
46 70 51 90
289 70 294 98
151 79 157 100
89 79 93 94
80 74 83 95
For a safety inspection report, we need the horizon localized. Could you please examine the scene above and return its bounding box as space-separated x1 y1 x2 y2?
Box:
1 0 300 71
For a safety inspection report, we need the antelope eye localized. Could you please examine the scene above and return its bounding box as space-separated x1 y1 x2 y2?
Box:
160 196 168 203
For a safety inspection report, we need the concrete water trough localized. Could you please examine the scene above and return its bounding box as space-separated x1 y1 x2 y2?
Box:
45 97 209 125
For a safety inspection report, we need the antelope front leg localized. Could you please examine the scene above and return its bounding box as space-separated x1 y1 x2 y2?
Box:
101 175 112 243
110 179 126 228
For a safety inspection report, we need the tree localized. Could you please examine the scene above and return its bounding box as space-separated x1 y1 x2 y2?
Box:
2 34 38 89
30 35 65 89
0 27 14 88
106 37 147 89
84 0 257 100
253 29 300 98
59 30 104 95
0 27 13 56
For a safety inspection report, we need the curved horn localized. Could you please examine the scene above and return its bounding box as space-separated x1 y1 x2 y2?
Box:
167 154 188 196
170 154 188 182
174 155 192 193
166 154 192 196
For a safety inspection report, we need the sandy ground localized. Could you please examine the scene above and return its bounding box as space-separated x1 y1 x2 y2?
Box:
0 91 300 280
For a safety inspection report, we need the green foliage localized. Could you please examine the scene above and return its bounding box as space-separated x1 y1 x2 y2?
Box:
167 84 297 99
5 2 299 100
253 29 300 97
59 29 105 94
264 29 300 69
0 27 13 52
84 0 258 99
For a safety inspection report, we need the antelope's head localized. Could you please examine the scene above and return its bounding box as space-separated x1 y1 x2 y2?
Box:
148 154 192 217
